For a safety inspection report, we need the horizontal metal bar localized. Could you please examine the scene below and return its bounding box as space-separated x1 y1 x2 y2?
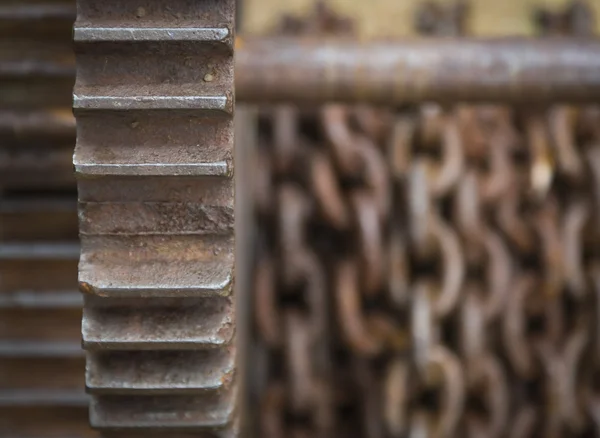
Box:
2 37 598 104
0 4 74 21
236 37 600 104
74 161 230 177
0 110 75 135
0 290 82 309
0 341 83 358
74 27 230 43
0 198 76 214
73 94 232 112
0 61 73 78
0 390 88 407
0 243 80 260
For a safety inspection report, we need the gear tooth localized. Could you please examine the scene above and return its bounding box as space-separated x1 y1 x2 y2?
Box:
74 0 236 432
90 393 237 430
82 296 235 351
86 348 236 395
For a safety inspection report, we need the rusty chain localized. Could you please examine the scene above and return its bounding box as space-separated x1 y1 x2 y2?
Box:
3 0 600 437
250 1 600 437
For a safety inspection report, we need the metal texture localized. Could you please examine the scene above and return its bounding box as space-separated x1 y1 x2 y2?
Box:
236 36 600 105
235 105 258 436
0 1 92 436
73 0 236 435
0 195 90 437
4 1 600 437
250 1 600 437
0 1 76 191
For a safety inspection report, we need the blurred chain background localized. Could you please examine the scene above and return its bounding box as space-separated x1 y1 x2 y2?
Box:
245 2 600 437
3 0 600 437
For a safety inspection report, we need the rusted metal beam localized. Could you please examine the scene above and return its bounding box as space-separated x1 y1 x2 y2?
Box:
4 34 600 111
236 37 600 104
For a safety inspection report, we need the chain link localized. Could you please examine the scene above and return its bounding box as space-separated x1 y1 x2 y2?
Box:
250 1 600 437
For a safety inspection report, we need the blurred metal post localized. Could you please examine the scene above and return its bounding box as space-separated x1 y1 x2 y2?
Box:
236 37 600 104
235 105 258 437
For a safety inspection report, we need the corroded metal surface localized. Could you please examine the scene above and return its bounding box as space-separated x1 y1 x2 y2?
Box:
250 2 600 437
0 196 89 437
251 81 600 438
73 0 236 435
4 1 600 437
0 1 76 191
236 37 600 105
0 1 92 437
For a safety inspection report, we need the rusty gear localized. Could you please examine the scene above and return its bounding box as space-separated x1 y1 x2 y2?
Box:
73 0 237 435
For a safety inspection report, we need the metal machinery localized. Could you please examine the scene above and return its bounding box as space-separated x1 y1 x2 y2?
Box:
0 1 87 437
3 1 600 438
242 3 600 437
73 0 237 435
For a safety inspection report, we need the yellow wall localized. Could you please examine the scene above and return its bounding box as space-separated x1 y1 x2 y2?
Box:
243 0 600 37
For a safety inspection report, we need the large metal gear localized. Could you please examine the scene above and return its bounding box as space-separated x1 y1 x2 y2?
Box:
73 0 237 435
0 2 89 437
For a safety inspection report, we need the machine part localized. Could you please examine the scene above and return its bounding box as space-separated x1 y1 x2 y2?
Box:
0 1 76 192
252 87 600 438
0 195 89 437
249 5 359 437
236 37 600 105
73 0 236 435
0 3 88 436
250 2 600 437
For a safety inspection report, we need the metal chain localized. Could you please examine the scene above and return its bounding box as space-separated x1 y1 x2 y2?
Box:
251 1 600 437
